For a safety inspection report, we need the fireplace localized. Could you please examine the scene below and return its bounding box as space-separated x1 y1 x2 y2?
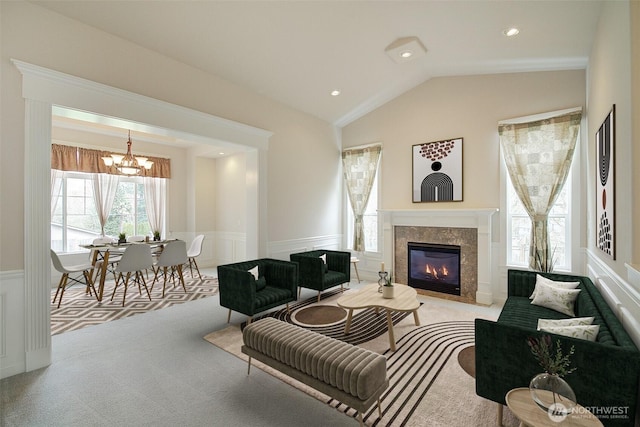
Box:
407 242 461 296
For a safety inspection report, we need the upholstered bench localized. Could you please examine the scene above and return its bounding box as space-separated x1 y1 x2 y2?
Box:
241 317 389 426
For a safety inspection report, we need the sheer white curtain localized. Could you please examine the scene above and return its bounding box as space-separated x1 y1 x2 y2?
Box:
499 108 581 271
51 169 64 216
92 173 120 236
143 177 166 236
342 145 381 252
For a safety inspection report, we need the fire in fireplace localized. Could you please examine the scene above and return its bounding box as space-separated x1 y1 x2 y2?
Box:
407 242 461 296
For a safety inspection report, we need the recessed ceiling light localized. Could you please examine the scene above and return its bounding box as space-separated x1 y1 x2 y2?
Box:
219 152 225 155
331 90 341 96
400 51 413 59
503 27 520 37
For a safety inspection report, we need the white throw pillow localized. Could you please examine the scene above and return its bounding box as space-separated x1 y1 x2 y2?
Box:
539 324 600 342
530 274 580 299
248 266 259 280
537 317 594 330
530 281 581 316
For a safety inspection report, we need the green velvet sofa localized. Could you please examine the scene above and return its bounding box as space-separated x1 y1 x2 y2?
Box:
475 269 640 427
217 258 298 323
290 249 351 302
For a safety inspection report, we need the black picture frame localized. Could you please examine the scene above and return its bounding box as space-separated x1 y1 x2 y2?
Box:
595 105 615 259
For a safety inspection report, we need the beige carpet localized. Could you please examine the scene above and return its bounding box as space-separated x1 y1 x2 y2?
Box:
51 274 219 335
204 289 520 426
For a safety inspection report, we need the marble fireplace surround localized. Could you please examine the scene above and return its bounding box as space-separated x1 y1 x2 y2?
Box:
380 209 497 305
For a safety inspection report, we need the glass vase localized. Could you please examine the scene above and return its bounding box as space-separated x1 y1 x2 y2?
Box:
529 373 576 417
378 271 388 293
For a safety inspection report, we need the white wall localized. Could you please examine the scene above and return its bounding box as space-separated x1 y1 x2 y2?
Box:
214 153 248 265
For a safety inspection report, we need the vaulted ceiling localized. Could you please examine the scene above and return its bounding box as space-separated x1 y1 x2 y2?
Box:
34 0 603 127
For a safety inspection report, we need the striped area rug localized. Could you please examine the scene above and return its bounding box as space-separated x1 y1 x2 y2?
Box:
51 274 219 335
205 289 517 426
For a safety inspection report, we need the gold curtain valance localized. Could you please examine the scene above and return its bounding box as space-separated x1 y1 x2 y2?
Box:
51 144 171 178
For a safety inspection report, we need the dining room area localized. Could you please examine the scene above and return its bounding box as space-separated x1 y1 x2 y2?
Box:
50 234 220 336
45 108 247 337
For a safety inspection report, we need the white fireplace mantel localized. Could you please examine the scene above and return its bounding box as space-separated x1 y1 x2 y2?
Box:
380 208 498 304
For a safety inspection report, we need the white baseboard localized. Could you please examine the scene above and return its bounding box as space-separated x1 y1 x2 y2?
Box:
0 270 26 379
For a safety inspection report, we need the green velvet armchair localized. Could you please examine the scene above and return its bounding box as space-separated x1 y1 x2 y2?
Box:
217 258 298 324
290 250 351 302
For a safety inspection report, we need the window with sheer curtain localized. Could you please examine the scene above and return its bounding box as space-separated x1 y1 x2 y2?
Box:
342 145 382 253
346 170 379 252
51 172 166 252
51 144 169 252
500 108 581 271
506 167 572 271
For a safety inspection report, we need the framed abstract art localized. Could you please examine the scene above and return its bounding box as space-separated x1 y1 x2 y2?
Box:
595 105 615 259
412 137 463 202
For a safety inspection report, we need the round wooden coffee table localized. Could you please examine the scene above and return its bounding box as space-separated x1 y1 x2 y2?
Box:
337 282 420 351
506 387 603 427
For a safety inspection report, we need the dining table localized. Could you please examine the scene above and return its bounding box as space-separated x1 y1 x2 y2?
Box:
80 239 175 302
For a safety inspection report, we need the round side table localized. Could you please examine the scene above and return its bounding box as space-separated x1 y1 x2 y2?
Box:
505 387 603 427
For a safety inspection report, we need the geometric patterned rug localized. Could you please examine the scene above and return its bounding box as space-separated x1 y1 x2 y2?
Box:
51 274 218 335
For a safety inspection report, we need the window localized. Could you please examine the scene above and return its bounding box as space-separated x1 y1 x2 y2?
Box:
51 172 163 252
107 179 151 238
346 169 379 252
506 167 572 271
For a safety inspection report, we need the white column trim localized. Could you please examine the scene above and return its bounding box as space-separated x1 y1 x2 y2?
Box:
24 99 53 370
11 60 272 149
12 59 272 374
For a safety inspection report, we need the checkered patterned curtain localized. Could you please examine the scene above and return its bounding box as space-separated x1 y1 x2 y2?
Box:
499 109 581 271
342 145 381 252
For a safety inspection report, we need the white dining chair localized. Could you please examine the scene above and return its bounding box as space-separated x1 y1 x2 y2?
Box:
51 249 98 308
110 244 153 306
152 240 188 297
186 234 205 279
90 236 122 283
128 235 156 278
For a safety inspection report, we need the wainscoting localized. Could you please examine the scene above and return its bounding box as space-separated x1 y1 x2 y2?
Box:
268 234 343 260
586 251 640 348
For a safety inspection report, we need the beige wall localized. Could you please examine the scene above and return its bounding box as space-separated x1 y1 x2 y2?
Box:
342 70 586 211
632 0 640 267
0 1 341 270
587 0 635 276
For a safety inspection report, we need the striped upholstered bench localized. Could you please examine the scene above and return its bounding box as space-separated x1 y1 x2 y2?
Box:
241 317 389 426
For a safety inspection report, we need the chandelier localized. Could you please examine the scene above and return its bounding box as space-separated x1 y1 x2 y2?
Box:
102 130 153 175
